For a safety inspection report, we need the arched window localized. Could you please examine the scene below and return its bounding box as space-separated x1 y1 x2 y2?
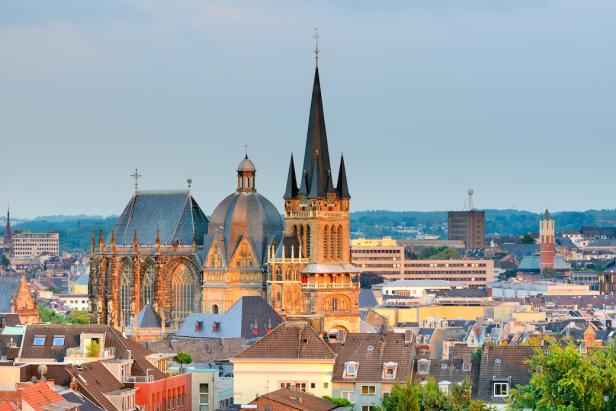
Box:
330 225 336 261
332 297 338 311
276 267 282 282
306 225 311 258
118 261 132 326
323 225 329 260
337 225 343 260
172 264 195 326
141 265 156 307
212 304 219 314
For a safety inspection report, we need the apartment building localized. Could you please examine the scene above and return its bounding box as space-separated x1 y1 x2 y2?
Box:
12 232 59 258
448 210 485 249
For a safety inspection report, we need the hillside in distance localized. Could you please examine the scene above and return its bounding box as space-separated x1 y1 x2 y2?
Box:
1 209 616 252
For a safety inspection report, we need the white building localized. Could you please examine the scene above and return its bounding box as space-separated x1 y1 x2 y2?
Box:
12 232 59 259
489 280 599 298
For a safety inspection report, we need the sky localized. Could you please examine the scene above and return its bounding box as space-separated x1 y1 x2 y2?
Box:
1 0 615 219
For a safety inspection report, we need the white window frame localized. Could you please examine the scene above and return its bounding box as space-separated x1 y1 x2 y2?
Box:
33 336 46 346
343 361 359 378
340 391 355 404
382 362 398 380
493 382 509 398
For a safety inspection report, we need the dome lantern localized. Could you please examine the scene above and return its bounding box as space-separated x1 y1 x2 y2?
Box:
237 155 256 192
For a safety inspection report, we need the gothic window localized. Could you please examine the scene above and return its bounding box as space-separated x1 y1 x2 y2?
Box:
212 304 219 314
276 267 282 282
330 226 335 261
332 297 338 311
285 268 291 282
306 225 311 258
323 225 329 260
172 264 195 326
118 262 132 326
141 265 156 307
337 225 343 260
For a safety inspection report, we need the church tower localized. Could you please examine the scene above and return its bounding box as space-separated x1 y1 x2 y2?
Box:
3 208 13 260
539 209 555 272
268 62 360 333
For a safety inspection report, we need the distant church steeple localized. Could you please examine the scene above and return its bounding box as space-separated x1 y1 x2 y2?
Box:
3 207 13 259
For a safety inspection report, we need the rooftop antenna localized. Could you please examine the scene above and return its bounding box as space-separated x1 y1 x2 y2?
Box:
468 189 474 210
131 168 142 192
313 27 320 65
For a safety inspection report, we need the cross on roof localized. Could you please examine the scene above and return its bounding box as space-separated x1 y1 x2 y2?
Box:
131 168 142 192
313 27 320 64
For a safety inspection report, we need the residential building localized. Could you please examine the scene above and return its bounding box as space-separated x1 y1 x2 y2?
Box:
57 293 89 312
448 210 485 249
329 332 415 411
169 363 233 411
231 321 336 405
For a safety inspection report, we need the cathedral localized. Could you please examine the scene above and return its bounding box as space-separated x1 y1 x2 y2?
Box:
89 59 359 333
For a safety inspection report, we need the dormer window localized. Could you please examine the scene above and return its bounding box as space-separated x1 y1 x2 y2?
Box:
382 362 398 380
343 361 359 378
417 359 431 375
52 335 65 346
493 382 509 397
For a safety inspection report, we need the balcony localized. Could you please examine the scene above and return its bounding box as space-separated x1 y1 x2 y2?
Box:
286 210 346 219
65 346 116 363
300 282 357 289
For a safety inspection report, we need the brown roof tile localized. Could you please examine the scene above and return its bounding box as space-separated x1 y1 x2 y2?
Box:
65 362 125 411
233 321 335 360
330 333 415 383
251 388 337 411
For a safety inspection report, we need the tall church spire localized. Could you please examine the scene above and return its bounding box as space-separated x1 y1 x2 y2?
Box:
4 207 13 258
284 154 299 199
301 66 332 198
336 154 351 199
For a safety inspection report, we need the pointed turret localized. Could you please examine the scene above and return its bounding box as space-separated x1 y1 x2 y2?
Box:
301 67 332 198
3 207 13 258
284 155 299 199
543 209 551 221
336 154 351 199
308 157 324 198
326 169 335 194
298 170 309 196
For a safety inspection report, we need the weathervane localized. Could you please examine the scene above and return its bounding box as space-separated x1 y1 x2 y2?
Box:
131 168 142 192
313 27 320 64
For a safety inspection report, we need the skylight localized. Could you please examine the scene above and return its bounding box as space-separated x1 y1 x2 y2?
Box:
52 336 65 346
33 336 46 346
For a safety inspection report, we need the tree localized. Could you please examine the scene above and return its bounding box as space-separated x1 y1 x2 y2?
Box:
382 381 420 411
509 340 616 411
520 234 536 244
86 340 101 357
1 254 10 267
38 306 65 323
67 310 89 324
361 272 385 289
418 246 460 260
174 352 193 371
322 396 353 407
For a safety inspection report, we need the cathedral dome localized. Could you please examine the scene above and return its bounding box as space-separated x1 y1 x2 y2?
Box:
206 156 283 266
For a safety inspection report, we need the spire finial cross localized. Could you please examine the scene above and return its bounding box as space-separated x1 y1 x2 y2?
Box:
187 178 193 190
313 27 320 65
131 168 142 192
244 144 249 158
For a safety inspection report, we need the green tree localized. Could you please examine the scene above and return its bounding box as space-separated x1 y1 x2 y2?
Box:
86 340 101 357
520 234 536 244
174 352 193 371
509 340 616 411
449 378 472 410
382 381 420 411
67 310 89 324
419 378 448 411
1 254 10 267
418 246 460 260
322 396 353 407
38 306 65 323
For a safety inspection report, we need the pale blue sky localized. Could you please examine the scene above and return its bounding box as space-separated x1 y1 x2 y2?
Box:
1 0 615 218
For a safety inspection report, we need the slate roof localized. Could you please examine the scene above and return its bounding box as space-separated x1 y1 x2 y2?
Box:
0 276 21 312
0 313 21 328
205 190 283 267
113 190 208 246
18 324 164 380
359 289 378 308
176 296 282 339
476 345 535 403
60 391 105 411
251 388 338 411
233 321 335 360
518 255 571 271
133 304 161 328
329 333 415 383
500 243 539 260
65 362 125 411
587 239 616 247
414 356 479 390
74 274 89 286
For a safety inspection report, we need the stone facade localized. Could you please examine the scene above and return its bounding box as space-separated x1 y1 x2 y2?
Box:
10 275 40 324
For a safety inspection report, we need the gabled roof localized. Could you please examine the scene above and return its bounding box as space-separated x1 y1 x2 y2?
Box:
414 356 479 388
133 304 161 328
476 345 535 403
18 324 164 380
65 362 125 411
20 382 74 411
113 190 208 246
251 388 337 411
233 321 335 360
330 333 415 383
176 296 282 340
60 391 105 411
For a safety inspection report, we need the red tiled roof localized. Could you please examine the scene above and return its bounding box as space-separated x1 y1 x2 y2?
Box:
20 382 64 411
252 388 337 411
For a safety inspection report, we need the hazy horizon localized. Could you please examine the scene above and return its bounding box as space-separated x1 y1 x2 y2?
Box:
2 1 616 218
